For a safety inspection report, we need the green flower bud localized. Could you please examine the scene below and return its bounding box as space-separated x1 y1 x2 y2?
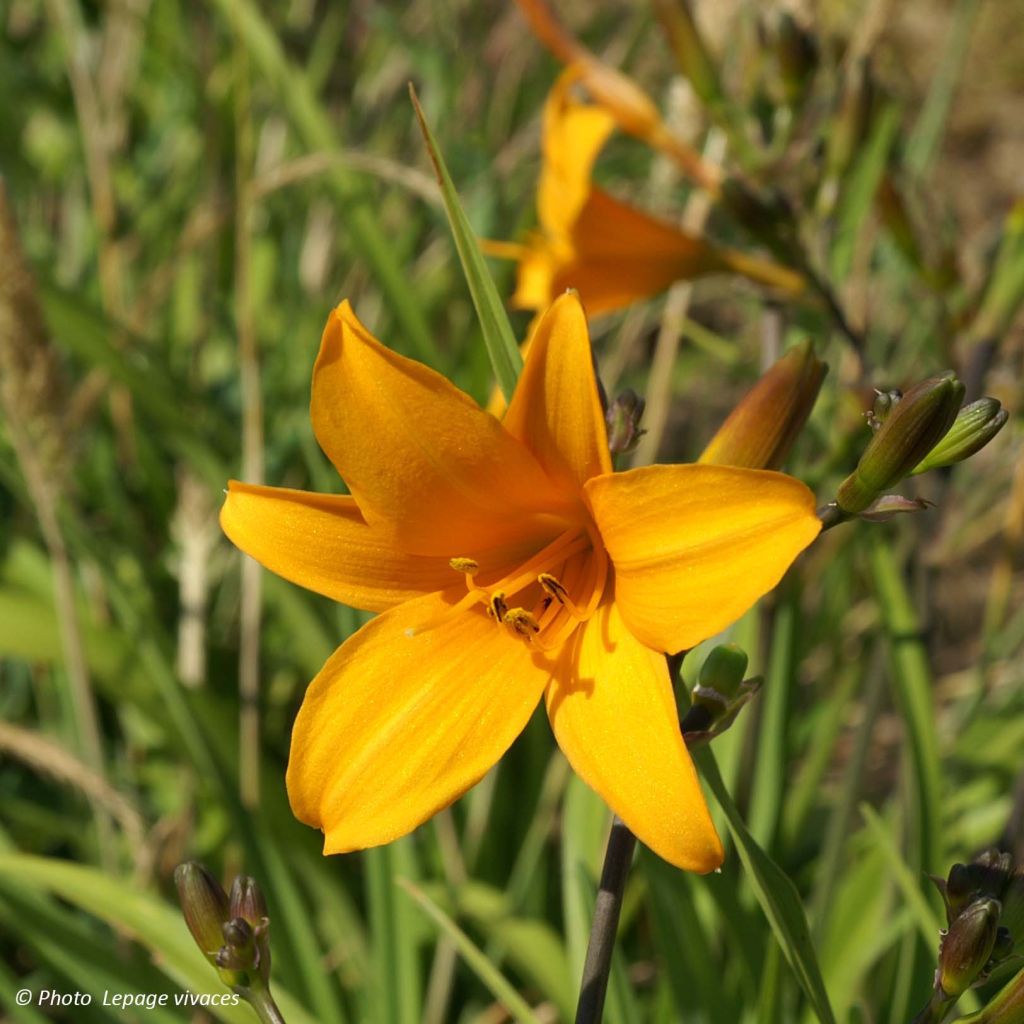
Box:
939 897 1002 997
174 862 230 965
606 389 646 456
836 372 964 514
684 644 760 744
697 644 748 701
911 398 1008 475
699 340 826 470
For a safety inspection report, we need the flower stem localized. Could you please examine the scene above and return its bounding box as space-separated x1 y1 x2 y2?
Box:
574 817 637 1024
243 988 287 1024
573 702 712 1023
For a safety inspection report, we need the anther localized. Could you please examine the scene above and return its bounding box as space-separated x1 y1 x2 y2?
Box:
502 608 541 637
487 592 509 622
449 557 479 575
538 572 586 619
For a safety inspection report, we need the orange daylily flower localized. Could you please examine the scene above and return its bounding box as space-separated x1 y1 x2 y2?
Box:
220 293 821 871
488 71 803 317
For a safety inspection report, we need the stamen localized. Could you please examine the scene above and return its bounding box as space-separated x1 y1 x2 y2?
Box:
484 528 590 601
487 592 509 622
408 588 485 636
502 608 541 637
449 557 479 575
538 573 587 618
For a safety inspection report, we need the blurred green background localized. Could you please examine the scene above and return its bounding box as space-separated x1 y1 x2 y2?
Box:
1 0 1022 1022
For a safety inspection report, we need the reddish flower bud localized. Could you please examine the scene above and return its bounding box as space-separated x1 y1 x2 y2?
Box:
699 340 826 470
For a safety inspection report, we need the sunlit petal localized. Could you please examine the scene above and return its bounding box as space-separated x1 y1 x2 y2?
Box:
287 590 551 852
538 68 617 237
503 292 612 489
585 464 820 653
220 481 454 612
546 601 723 872
311 301 572 555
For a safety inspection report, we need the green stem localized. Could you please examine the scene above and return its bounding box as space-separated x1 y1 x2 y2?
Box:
244 988 287 1024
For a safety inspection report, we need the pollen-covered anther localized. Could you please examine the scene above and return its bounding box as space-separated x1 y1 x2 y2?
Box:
487 592 509 622
538 572 586 619
449 557 480 575
502 608 541 638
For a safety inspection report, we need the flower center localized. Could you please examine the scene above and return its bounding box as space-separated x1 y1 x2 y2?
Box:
447 524 609 652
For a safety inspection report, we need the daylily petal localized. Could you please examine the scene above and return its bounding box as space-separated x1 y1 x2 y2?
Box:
585 464 820 653
557 188 730 316
220 481 455 612
503 292 612 489
539 68 617 237
288 590 551 852
545 600 723 872
311 301 571 556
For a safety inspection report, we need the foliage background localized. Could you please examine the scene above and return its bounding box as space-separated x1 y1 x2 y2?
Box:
0 0 1022 1022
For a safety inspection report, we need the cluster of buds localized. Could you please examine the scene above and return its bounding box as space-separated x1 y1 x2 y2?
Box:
821 372 1007 527
681 644 762 745
174 862 282 1021
913 851 1024 1024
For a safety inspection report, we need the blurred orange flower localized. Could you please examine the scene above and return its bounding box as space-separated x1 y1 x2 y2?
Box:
487 71 803 316
221 293 820 871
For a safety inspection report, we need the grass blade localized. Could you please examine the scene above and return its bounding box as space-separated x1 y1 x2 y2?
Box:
696 747 838 1024
410 86 523 400
399 879 542 1024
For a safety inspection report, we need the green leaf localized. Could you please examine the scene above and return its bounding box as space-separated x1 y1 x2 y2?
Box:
0 854 318 1024
447 881 574 1021
409 86 523 400
398 879 542 1024
868 536 942 874
366 842 422 1024
696 747 838 1024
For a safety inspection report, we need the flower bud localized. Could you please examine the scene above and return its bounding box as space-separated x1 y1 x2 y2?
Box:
174 862 230 965
229 876 269 927
911 398 1008 475
699 340 826 470
697 643 749 699
939 897 1002 997
228 877 272 986
836 371 964 514
684 644 761 743
606 389 647 456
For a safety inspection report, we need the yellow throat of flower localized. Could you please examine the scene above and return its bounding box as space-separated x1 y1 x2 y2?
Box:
412 525 609 653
